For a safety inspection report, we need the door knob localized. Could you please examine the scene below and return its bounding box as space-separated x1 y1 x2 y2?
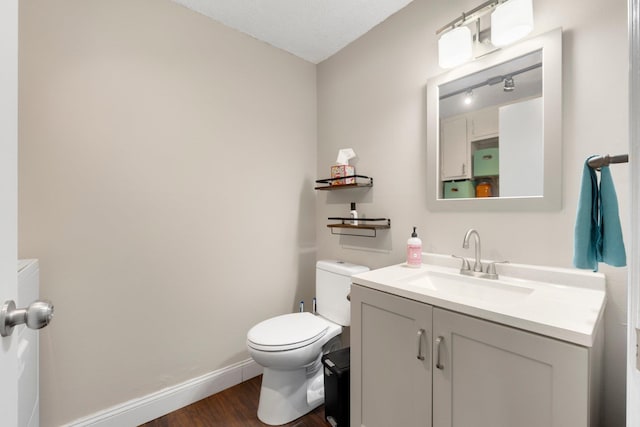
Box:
0 299 54 337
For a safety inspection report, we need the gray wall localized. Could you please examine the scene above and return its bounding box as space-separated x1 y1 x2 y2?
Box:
317 0 628 425
18 0 317 425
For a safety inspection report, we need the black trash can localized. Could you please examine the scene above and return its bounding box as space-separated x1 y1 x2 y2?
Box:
322 347 350 427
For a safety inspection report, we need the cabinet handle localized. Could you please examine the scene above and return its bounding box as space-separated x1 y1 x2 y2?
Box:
462 163 466 175
435 336 444 369
416 329 425 360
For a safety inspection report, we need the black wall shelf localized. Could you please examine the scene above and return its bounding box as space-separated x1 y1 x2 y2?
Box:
326 218 391 238
314 175 373 190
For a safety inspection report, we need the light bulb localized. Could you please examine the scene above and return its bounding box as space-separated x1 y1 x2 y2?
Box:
491 0 534 47
438 26 473 69
464 90 473 105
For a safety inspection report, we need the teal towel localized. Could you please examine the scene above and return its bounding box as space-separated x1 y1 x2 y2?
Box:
573 157 627 271
573 157 599 270
599 166 626 266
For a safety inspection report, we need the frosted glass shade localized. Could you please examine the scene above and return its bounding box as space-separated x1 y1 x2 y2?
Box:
438 26 472 69
491 0 533 47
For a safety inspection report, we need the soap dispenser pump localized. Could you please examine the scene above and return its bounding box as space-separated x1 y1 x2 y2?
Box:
407 226 422 268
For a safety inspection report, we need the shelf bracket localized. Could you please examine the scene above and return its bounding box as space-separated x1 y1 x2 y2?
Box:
330 227 379 238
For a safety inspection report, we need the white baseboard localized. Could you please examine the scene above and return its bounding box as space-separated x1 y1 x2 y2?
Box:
65 358 263 427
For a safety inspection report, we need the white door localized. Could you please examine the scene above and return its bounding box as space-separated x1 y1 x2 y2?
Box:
628 0 640 423
0 0 20 425
499 98 543 197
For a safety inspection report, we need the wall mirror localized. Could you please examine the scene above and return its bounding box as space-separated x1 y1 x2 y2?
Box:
427 28 562 211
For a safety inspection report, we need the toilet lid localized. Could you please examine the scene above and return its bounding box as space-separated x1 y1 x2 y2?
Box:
247 312 330 351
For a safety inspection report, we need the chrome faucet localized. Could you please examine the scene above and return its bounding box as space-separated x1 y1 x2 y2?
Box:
453 228 508 279
462 228 483 272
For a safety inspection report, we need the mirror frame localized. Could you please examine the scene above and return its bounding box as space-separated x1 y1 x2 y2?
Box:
427 28 562 211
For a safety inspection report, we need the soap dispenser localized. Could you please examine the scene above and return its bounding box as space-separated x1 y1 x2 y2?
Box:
349 202 358 225
407 226 422 268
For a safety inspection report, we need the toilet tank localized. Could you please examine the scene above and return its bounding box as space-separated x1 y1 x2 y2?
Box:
316 260 369 326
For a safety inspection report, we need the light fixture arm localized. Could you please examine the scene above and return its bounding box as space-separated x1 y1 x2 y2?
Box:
436 0 534 69
436 0 503 35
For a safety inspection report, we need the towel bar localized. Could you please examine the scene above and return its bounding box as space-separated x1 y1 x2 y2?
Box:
588 154 629 169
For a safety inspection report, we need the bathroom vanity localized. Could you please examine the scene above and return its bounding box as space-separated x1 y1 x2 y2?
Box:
349 253 605 427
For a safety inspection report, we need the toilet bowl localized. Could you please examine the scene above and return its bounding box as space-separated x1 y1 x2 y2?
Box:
247 312 342 425
246 260 369 425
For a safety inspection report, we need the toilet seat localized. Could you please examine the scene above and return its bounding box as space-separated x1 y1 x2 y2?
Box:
247 312 331 352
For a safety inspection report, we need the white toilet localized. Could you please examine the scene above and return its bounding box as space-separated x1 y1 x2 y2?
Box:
246 260 369 425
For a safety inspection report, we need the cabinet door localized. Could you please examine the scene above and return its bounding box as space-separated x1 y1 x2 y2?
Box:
351 284 432 427
433 308 589 427
440 117 469 180
468 107 499 141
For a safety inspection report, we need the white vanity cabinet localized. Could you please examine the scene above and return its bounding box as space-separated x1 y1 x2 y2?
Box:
350 284 432 427
433 307 594 427
350 282 602 427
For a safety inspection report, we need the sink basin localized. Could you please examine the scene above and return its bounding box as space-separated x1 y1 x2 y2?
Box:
351 253 607 347
405 270 534 305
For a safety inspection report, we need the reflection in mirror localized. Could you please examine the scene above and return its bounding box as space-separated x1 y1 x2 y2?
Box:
439 50 543 199
426 28 562 211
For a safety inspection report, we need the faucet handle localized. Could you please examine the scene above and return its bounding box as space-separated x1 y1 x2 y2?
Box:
486 260 509 276
452 254 471 271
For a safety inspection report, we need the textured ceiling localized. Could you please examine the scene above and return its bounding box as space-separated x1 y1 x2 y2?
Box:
172 0 416 63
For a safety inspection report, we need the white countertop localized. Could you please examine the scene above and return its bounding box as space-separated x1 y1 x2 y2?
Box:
351 253 606 347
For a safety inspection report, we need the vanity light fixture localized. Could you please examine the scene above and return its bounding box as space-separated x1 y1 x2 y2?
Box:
491 0 534 47
438 26 473 69
436 0 535 69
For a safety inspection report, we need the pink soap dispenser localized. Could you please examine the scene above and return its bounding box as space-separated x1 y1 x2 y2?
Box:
407 226 422 268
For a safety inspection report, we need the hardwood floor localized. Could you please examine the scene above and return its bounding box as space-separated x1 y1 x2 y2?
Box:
140 375 329 427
